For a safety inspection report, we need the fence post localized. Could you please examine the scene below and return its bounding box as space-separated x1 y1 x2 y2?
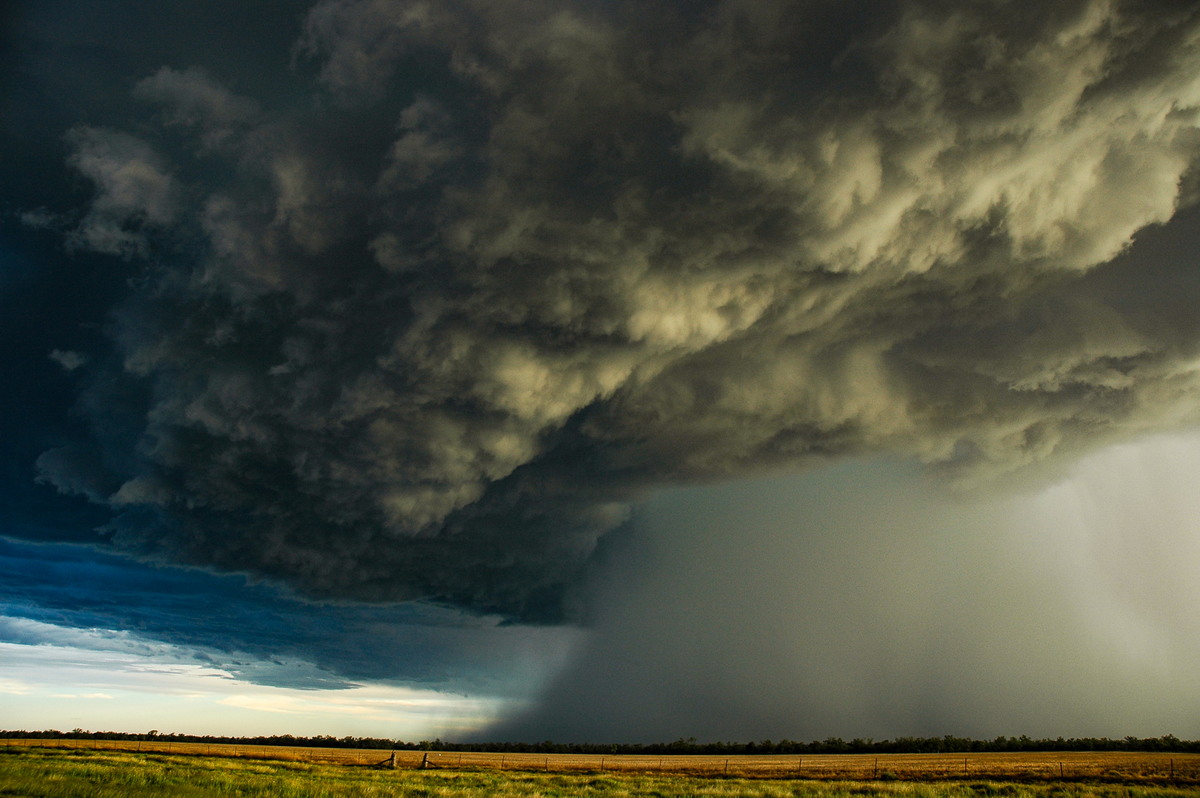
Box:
389 751 397 768
600 756 604 771
724 759 729 775
420 752 429 769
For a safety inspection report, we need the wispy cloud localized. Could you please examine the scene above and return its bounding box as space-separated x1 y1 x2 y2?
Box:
0 633 509 737
48 350 88 371
0 677 34 696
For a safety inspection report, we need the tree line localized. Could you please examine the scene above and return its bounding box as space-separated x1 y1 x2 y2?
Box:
3 730 1197 754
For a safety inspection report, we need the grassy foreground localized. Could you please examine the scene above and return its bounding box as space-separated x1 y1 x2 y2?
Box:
2 747 1198 798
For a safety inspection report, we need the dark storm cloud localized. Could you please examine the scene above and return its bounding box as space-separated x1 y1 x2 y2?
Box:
25 0 1200 621
0 538 566 694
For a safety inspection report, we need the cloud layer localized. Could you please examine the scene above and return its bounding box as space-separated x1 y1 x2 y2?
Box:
0 537 573 695
34 0 1200 620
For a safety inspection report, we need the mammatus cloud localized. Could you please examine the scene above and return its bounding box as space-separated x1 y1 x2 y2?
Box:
37 0 1200 619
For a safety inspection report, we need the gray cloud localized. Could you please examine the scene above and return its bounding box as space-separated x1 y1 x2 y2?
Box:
132 66 261 150
65 128 177 256
36 0 1200 622
48 349 87 371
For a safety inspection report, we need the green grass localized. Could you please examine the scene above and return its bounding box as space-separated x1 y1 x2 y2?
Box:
2 748 1198 797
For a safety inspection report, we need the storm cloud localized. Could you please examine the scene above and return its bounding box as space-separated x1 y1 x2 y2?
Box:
26 0 1200 630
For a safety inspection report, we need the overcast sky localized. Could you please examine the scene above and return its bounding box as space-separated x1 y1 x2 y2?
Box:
3 0 1200 742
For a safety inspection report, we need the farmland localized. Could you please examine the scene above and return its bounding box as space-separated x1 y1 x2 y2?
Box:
3 746 1200 798
4 739 1200 796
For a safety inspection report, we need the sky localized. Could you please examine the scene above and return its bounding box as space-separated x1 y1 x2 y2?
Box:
2 0 1200 742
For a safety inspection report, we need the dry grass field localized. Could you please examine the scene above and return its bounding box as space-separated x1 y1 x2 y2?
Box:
6 738 1197 783
8 746 1200 798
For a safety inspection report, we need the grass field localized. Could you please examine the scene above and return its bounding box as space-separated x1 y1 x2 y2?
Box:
3 743 1200 797
5 739 1199 782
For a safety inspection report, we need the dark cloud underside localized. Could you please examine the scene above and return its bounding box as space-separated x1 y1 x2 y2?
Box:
0 537 568 693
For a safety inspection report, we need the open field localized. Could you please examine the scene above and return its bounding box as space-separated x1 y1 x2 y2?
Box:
3 747 1200 798
4 739 1200 784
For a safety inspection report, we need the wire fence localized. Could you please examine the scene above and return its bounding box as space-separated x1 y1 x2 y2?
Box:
4 738 1198 782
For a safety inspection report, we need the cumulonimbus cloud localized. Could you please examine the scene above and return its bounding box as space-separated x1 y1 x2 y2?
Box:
39 0 1200 619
